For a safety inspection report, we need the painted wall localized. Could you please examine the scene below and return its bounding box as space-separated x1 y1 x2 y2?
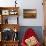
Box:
19 0 44 26
0 0 44 44
0 0 44 26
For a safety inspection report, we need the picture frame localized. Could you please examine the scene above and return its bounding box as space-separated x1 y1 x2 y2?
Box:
2 10 9 15
23 9 37 18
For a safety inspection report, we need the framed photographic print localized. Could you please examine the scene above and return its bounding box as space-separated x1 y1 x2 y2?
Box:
2 10 9 15
23 9 37 18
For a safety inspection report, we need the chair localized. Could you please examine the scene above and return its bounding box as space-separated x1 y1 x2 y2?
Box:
21 28 41 46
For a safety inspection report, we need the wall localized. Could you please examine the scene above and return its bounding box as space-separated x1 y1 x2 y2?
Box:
0 0 44 26
19 0 44 26
0 0 44 44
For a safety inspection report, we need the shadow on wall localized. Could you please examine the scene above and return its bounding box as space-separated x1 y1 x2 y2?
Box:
18 26 44 44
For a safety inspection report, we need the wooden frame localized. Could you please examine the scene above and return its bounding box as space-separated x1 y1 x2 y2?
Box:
0 7 19 24
0 24 19 32
0 7 19 16
23 9 37 18
0 7 19 46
